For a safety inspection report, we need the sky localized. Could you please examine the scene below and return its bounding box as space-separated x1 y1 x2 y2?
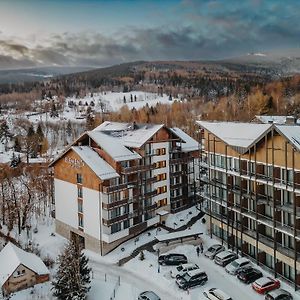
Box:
0 0 300 69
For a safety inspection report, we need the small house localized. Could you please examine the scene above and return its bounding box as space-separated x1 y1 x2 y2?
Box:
0 242 49 296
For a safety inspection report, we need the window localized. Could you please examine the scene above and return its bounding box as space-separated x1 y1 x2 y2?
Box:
110 207 121 218
156 173 167 181
157 186 167 194
156 148 166 156
123 220 130 229
156 160 166 169
111 222 121 233
123 204 129 214
77 173 82 184
158 198 167 207
78 187 83 198
78 215 84 228
78 200 83 213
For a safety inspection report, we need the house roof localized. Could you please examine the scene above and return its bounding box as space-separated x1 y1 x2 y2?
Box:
87 130 141 161
0 242 49 287
93 121 165 148
275 125 300 151
255 115 300 125
170 127 199 152
197 121 272 154
72 146 119 180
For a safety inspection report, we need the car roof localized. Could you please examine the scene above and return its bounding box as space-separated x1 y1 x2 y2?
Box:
141 291 160 299
210 244 222 249
210 288 231 299
267 288 291 297
233 257 250 264
180 263 196 268
216 250 235 259
254 276 274 286
186 269 206 276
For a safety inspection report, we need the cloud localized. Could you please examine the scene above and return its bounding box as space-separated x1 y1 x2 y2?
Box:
0 0 300 69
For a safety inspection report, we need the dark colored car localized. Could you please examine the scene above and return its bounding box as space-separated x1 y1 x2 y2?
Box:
265 289 293 300
176 270 208 290
158 253 188 266
237 266 263 284
214 251 238 267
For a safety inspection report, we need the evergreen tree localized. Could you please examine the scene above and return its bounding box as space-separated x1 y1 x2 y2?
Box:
14 136 22 152
0 120 11 145
86 113 95 131
50 101 59 117
36 123 44 143
52 241 91 300
66 120 72 137
123 95 126 104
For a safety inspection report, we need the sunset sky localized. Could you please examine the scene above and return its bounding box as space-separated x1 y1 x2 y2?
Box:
0 0 299 68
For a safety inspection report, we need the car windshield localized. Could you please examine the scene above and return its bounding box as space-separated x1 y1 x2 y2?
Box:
182 273 191 281
231 261 239 268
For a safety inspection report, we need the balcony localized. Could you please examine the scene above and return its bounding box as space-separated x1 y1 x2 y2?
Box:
121 163 156 174
102 213 129 226
169 146 182 153
170 157 190 165
103 181 137 193
102 198 133 209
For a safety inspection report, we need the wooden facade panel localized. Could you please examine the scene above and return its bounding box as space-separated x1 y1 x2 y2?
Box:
53 149 101 191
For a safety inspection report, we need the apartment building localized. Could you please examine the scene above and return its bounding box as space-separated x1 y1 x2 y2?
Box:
197 120 300 289
50 121 199 255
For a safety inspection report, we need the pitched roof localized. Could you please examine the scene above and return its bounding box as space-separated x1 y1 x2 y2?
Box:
0 242 49 286
275 125 300 151
72 146 119 180
94 121 165 148
87 131 141 161
197 121 272 154
170 127 198 152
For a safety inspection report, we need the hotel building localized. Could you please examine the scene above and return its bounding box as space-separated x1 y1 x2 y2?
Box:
50 122 199 255
197 120 300 289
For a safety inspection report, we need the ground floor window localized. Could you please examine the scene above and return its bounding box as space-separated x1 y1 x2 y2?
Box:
123 219 130 229
111 222 122 233
283 263 295 281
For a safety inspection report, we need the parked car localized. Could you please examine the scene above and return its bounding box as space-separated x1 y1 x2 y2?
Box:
252 276 280 294
204 244 225 259
214 250 238 267
138 291 161 300
265 289 293 300
225 257 251 275
203 287 232 300
158 253 188 266
237 266 263 284
170 263 199 278
176 269 208 290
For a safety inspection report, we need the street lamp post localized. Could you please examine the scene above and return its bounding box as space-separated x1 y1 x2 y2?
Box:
157 248 160 273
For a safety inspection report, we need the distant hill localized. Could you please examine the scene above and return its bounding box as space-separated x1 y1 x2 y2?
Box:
0 66 94 84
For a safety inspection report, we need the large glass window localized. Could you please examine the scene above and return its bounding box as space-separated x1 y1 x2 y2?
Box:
111 222 122 233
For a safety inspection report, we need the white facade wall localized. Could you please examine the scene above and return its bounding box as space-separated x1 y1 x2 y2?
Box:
83 188 101 240
55 179 78 229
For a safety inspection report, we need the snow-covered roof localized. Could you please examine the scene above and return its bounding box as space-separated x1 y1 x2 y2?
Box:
255 115 299 125
197 121 272 154
169 128 199 152
275 125 300 151
72 146 119 180
156 210 169 216
93 121 165 148
0 242 49 287
88 131 141 161
155 229 203 242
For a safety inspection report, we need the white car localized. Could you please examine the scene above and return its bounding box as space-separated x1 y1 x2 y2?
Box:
170 263 199 278
203 288 232 300
225 257 251 275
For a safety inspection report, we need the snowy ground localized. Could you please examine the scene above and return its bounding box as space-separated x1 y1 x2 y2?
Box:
6 210 300 300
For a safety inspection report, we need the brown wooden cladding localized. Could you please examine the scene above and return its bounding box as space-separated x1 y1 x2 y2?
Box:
53 149 101 191
204 130 300 170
